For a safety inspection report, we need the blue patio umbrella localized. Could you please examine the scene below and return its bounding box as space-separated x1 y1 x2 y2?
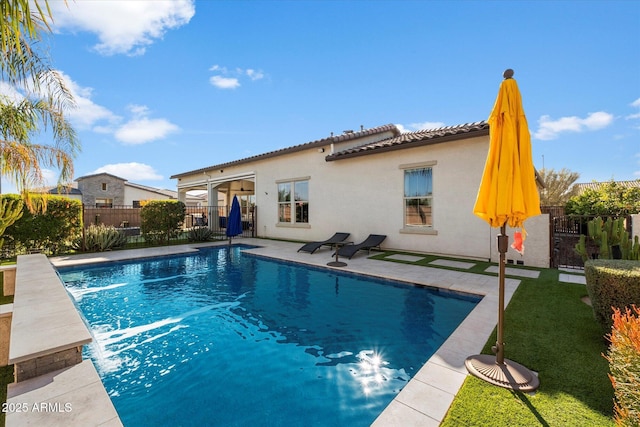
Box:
226 195 242 244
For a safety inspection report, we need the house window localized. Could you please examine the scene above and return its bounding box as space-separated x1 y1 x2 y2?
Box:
404 167 433 227
278 179 309 224
101 183 107 191
239 195 255 219
132 201 141 208
95 198 113 208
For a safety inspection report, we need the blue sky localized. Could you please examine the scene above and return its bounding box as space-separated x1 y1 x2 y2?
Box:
2 0 639 193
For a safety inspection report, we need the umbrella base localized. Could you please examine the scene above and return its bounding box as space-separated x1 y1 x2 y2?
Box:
465 354 539 392
327 261 347 267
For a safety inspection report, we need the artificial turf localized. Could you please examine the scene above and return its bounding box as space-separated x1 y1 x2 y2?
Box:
372 251 615 425
374 251 614 425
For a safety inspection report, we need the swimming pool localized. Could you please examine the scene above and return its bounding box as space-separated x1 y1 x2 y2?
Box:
58 245 479 426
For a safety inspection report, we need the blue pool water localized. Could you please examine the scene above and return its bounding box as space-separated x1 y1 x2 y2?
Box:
58 245 479 426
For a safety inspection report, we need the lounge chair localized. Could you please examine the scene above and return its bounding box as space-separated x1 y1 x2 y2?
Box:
336 234 386 259
297 232 350 254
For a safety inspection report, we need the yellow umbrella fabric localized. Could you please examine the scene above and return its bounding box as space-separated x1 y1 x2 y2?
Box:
465 71 541 392
473 76 541 230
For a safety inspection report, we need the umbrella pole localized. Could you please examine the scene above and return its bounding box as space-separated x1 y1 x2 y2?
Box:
464 224 540 391
496 224 508 365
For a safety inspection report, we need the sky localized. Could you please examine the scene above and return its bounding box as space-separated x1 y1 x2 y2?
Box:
2 0 639 193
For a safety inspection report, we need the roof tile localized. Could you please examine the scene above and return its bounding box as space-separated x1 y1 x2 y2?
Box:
326 121 489 161
171 124 400 179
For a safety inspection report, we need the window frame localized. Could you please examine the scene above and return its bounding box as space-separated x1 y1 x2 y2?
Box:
400 161 438 235
95 198 113 208
276 177 310 227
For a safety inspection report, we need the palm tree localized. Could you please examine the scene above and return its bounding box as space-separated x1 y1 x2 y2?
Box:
539 168 580 206
0 0 79 208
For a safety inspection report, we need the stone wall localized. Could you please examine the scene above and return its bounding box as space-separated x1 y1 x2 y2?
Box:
77 174 126 206
14 346 83 382
2 266 16 296
0 305 11 367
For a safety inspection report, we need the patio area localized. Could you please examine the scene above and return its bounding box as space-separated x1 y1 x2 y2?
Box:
4 237 549 426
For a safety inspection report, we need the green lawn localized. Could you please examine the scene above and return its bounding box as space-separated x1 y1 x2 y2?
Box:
373 252 614 426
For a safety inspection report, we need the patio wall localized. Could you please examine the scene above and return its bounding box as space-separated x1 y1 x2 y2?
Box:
488 214 550 268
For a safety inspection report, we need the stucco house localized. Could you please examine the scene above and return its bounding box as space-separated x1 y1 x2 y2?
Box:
171 122 550 267
50 172 206 207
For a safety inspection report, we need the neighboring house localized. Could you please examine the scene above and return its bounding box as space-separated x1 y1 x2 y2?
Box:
45 186 83 202
51 173 207 207
573 180 640 194
171 122 551 267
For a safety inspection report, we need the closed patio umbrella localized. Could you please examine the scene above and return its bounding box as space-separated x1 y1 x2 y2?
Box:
226 195 242 244
465 69 541 391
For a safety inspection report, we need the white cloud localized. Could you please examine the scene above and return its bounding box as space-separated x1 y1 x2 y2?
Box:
396 121 446 133
533 111 614 140
209 65 265 89
0 71 120 131
114 105 179 145
626 98 640 120
50 0 195 56
115 118 177 144
0 82 23 102
246 69 264 81
2 71 178 145
209 75 240 90
92 163 163 181
42 169 59 186
57 72 121 130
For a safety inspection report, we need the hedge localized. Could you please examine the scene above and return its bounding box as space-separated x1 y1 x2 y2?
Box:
585 259 640 333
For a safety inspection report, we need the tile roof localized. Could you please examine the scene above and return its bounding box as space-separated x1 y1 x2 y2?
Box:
325 121 489 161
40 186 82 195
574 180 640 193
75 172 127 182
124 181 179 198
170 124 400 179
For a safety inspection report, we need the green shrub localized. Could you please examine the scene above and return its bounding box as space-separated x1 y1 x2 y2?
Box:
0 196 23 251
73 224 127 252
605 305 640 426
3 195 82 255
585 259 640 333
566 180 640 216
140 200 186 245
188 226 214 242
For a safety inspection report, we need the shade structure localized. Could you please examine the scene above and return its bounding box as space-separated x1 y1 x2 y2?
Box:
465 69 540 392
226 195 242 243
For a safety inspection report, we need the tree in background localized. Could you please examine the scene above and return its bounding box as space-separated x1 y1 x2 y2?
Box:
0 0 79 207
566 180 640 216
538 168 580 206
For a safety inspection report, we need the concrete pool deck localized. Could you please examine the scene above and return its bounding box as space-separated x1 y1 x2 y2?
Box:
24 238 522 426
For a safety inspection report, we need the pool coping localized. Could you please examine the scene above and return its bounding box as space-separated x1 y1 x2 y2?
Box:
47 238 521 426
